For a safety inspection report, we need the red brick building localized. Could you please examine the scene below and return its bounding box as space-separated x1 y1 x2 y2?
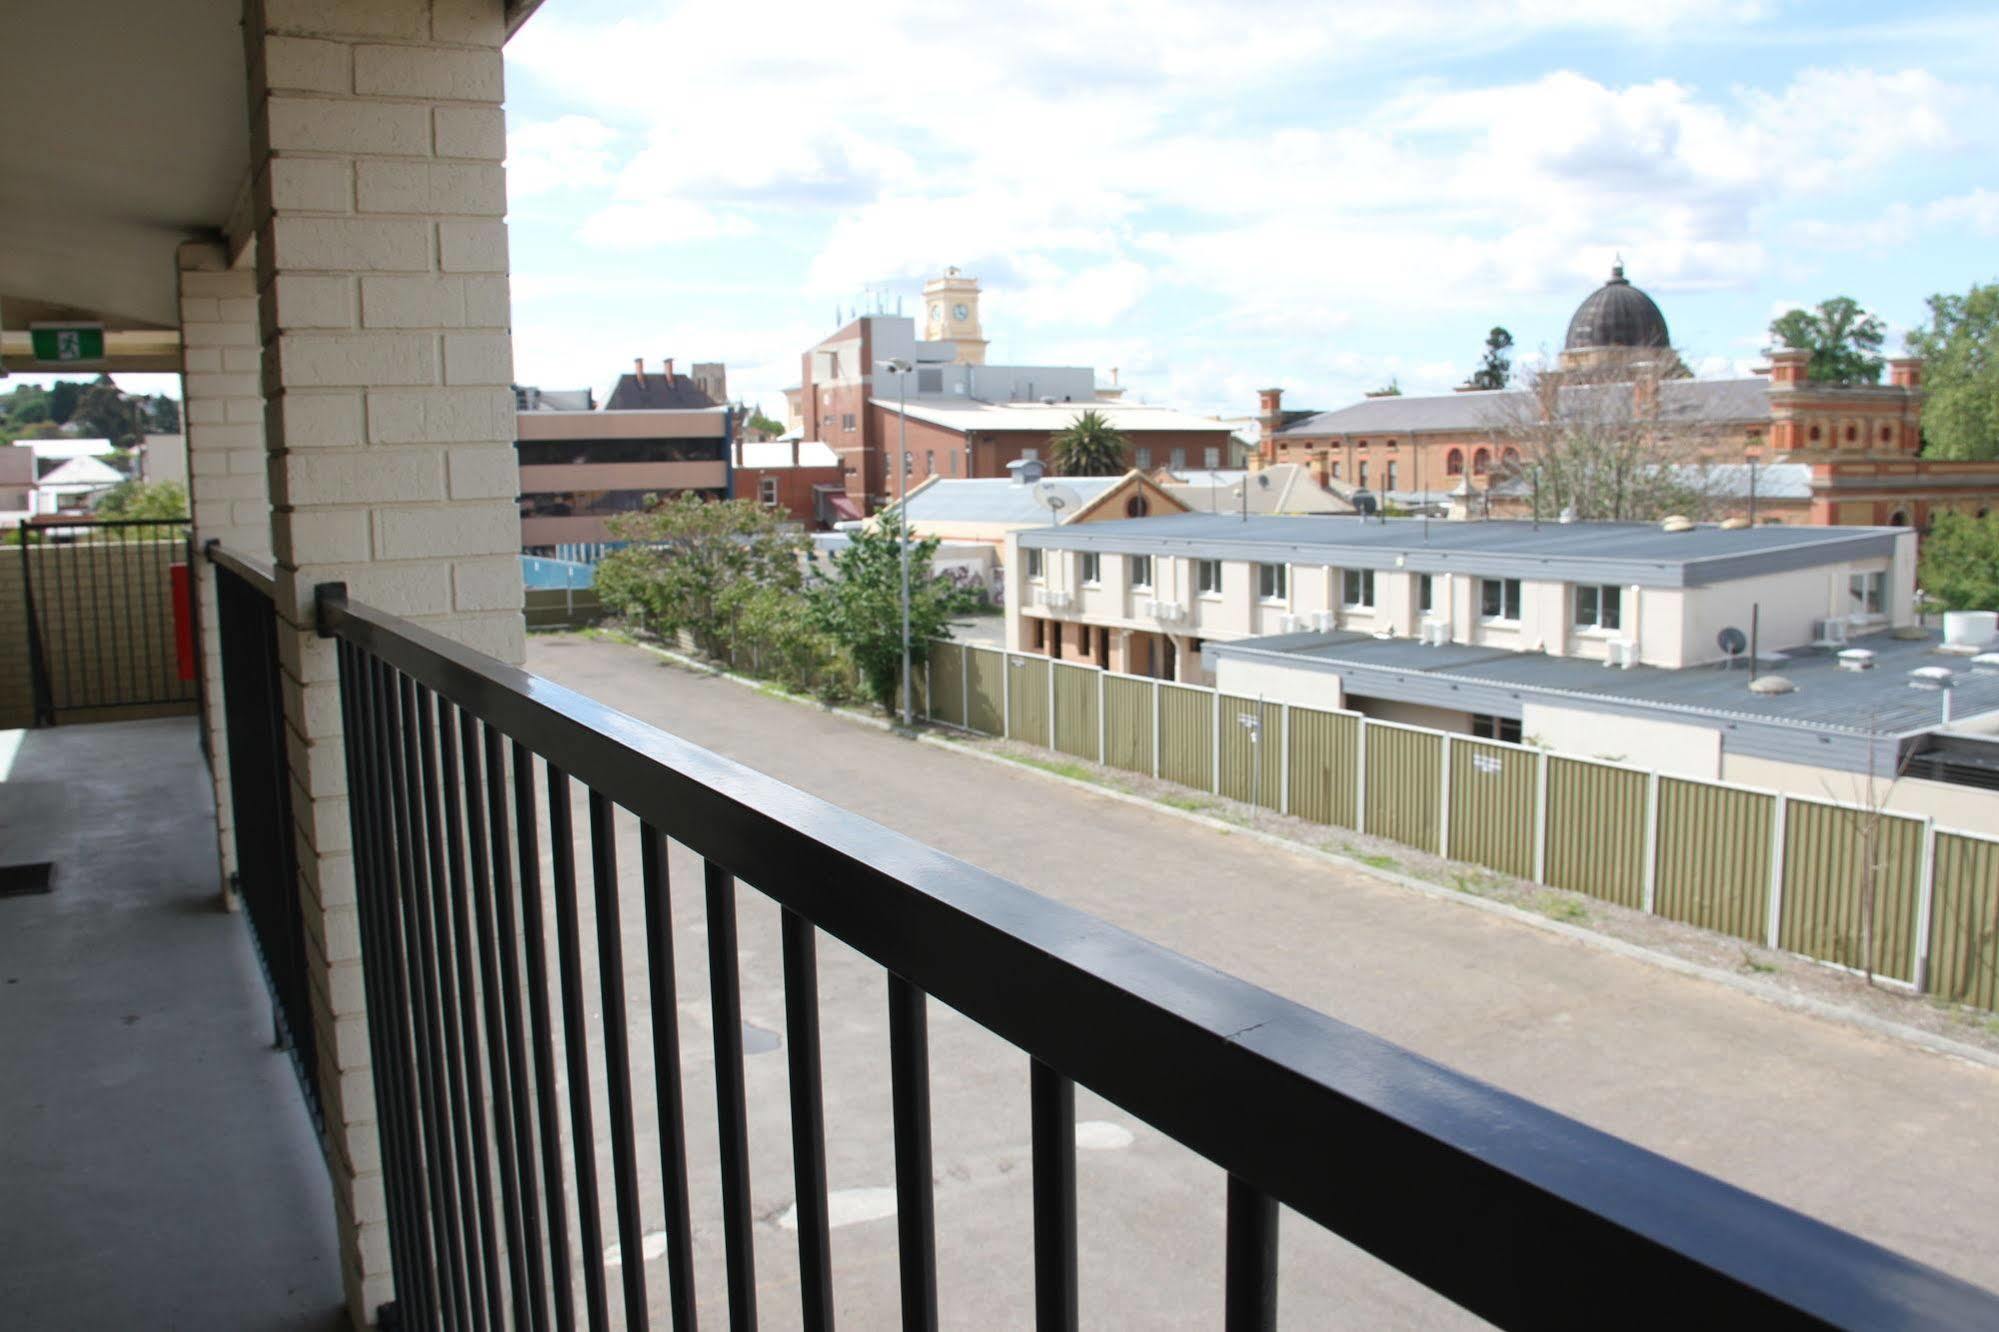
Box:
729 439 847 527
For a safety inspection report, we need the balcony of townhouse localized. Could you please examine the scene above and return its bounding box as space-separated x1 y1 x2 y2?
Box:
8 3 1999 1331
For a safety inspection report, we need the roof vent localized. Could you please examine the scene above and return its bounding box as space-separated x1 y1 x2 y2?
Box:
1660 515 1693 533
1749 674 1795 694
1909 665 1955 689
1836 648 1875 672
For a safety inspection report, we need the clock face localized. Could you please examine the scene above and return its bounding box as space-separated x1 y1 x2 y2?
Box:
952 303 970 321
929 303 943 323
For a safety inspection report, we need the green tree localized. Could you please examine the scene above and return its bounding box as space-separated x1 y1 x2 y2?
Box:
2 385 51 426
1049 408 1128 476
1769 296 1886 385
593 493 805 655
94 479 189 519
1367 377 1402 397
1917 510 1999 611
145 395 183 434
809 515 957 717
74 380 146 446
742 406 786 438
1904 281 1999 460
1465 327 1514 390
47 380 85 425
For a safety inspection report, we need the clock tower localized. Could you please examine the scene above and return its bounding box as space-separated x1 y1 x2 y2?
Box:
921 267 988 365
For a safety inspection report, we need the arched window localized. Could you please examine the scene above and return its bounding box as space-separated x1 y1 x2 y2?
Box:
1809 425 1822 442
1446 448 1464 476
1125 495 1150 518
1501 446 1521 470
1889 510 1909 527
1880 425 1893 443
1472 447 1491 476
1846 424 1858 442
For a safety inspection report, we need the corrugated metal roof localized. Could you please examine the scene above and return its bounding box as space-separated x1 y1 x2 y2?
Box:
1275 377 1773 438
897 475 1125 525
1017 512 1900 588
1212 628 1999 741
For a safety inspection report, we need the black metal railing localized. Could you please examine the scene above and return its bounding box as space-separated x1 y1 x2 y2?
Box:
307 575 1999 1331
210 544 318 1126
14 516 197 724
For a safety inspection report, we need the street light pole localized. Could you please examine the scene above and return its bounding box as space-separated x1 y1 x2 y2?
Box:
879 357 915 727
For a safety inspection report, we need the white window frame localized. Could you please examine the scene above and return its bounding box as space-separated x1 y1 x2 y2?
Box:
1481 577 1522 623
1417 572 1433 615
1848 570 1887 619
1080 552 1101 586
1258 562 1288 602
1574 583 1622 632
1025 547 1044 581
1135 447 1153 470
758 476 779 507
1196 558 1223 598
1341 567 1375 609
1129 554 1152 589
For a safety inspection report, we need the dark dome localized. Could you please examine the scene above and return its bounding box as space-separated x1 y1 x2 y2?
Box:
1564 263 1670 352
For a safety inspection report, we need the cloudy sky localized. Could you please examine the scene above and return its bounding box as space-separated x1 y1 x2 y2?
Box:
496 0 1999 422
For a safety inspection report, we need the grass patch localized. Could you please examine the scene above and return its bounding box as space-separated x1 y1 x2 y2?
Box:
1015 754 1099 784
1159 792 1214 813
1738 948 1778 975
1538 897 1589 923
1357 852 1398 872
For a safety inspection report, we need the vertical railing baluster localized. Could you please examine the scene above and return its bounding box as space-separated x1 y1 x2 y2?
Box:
440 702 507 1325
1029 1060 1078 1332
394 672 472 1332
457 708 533 1327
782 908 835 1330
706 860 760 1330
640 824 698 1331
1223 1176 1278 1332
888 975 939 1332
484 723 553 1332
344 645 431 1326
418 687 494 1332
587 790 651 1330
513 741 577 1330
548 768 612 1332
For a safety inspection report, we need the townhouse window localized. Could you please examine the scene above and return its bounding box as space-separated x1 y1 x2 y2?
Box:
1385 461 1398 491
1136 446 1153 470
1470 713 1523 744
1080 552 1101 585
1171 447 1187 471
1481 577 1522 622
1196 559 1222 596
1358 461 1369 487
925 450 935 475
903 450 912 476
1026 547 1043 580
1258 562 1287 601
842 413 856 431
1205 446 1221 469
1574 584 1622 631
1848 571 1886 617
1129 554 1152 588
1418 573 1434 614
1341 568 1374 608
759 477 778 506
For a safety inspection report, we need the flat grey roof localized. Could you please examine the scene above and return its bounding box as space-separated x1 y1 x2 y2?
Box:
1017 513 1902 588
1207 628 1999 758
897 476 1124 525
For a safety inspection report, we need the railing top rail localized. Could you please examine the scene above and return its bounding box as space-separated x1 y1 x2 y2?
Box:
20 514 191 529
204 541 279 599
316 580 1999 1329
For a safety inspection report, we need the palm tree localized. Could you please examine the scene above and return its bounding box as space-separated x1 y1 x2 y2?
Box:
1049 409 1129 476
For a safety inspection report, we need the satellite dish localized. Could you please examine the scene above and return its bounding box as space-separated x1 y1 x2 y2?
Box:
1717 626 1748 658
1031 480 1083 524
1351 488 1378 516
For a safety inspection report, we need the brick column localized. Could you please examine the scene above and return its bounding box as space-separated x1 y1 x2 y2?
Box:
178 240 273 906
243 0 524 1321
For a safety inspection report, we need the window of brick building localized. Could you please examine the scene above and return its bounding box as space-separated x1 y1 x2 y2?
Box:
1473 447 1491 475
1446 448 1464 476
759 477 778 506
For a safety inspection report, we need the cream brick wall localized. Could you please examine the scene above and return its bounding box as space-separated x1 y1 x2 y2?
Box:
243 0 522 1321
180 240 273 898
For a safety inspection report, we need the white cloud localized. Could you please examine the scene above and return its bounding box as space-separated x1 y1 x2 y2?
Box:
505 115 619 198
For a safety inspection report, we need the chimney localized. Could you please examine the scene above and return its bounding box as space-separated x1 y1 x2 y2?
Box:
790 438 800 467
1888 356 1923 389
665 357 675 382
1768 348 1810 386
633 357 645 385
1257 387 1284 463
1008 456 1046 485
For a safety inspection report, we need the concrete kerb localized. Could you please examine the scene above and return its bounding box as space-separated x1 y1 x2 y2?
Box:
581 628 1999 1074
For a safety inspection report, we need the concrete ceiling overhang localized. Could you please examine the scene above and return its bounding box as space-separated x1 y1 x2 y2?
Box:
2 1 249 337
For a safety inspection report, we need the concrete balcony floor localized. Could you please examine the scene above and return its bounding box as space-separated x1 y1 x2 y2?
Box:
0 717 345 1331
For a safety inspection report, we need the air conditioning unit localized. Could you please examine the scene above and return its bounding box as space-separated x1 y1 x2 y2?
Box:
1837 647 1875 672
1606 638 1640 668
1277 613 1300 633
1812 617 1849 648
1418 618 1449 646
1314 609 1337 631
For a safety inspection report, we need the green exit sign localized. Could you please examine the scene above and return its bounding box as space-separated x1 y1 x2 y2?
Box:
30 323 105 363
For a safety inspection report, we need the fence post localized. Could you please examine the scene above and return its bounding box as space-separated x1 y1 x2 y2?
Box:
1048 654 1057 750
1642 771 1661 915
1914 816 1939 992
1278 702 1290 817
923 656 932 720
1211 688 1222 795
1438 734 1454 858
1151 679 1161 780
961 644 970 729
1356 718 1369 835
1097 668 1107 765
1532 750 1549 884
1003 652 1012 738
1765 793 1788 951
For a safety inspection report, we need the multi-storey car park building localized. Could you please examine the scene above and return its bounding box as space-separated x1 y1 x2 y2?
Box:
1006 512 1999 819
